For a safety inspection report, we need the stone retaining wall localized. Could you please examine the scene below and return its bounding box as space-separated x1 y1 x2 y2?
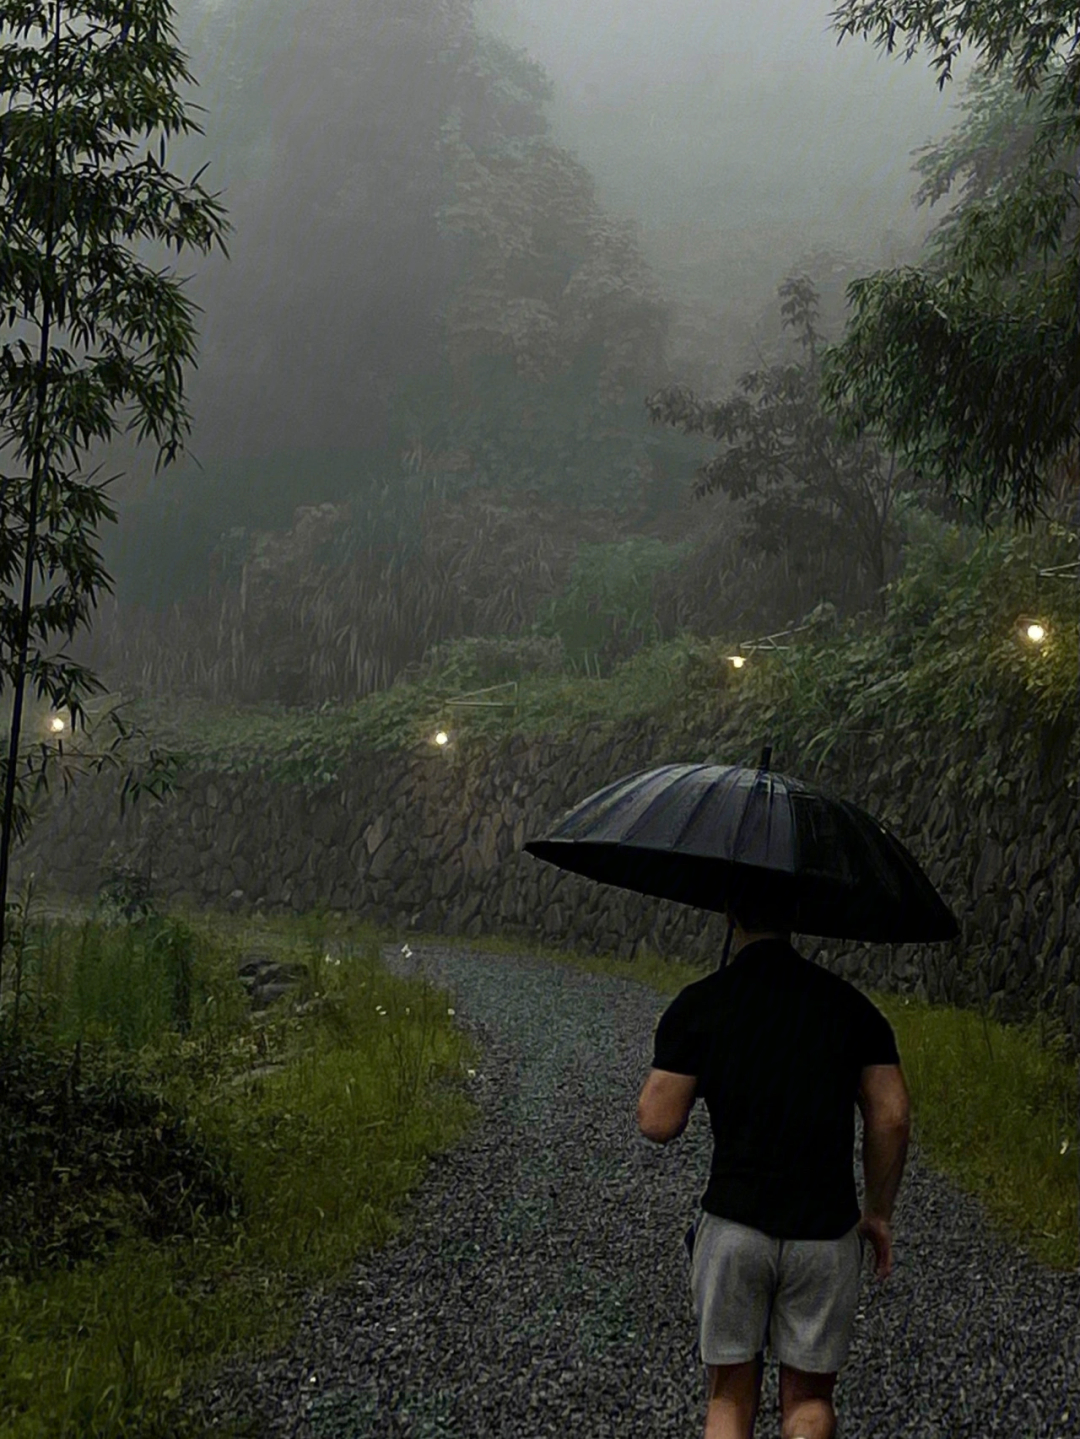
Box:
10 706 1080 1062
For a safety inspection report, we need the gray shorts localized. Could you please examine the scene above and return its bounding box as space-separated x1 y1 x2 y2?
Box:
687 1210 866 1373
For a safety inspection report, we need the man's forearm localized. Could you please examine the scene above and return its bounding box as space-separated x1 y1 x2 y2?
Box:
862 1121 910 1221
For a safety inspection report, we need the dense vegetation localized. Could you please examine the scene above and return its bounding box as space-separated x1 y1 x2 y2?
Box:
108 494 1077 803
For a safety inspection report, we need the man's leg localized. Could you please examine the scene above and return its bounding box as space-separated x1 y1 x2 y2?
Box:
703 1350 765 1439
778 1364 838 1439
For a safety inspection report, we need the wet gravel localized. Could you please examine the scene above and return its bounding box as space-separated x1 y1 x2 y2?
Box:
184 942 1080 1438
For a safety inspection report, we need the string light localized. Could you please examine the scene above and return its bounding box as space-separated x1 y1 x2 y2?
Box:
1016 615 1048 646
725 620 812 670
430 683 518 749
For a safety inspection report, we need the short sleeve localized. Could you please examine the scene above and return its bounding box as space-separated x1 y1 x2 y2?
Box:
856 996 900 1066
651 988 703 1076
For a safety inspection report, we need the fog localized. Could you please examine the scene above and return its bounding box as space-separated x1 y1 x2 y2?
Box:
473 0 975 287
3 0 1007 701
103 0 980 477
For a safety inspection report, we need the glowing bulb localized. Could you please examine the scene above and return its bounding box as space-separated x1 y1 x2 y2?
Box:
729 656 746 669
434 730 449 746
49 716 64 733
1025 623 1045 643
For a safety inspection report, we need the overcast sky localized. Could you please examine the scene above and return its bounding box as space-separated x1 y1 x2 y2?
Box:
472 0 982 304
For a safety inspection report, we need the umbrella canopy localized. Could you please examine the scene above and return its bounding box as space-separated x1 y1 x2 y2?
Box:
523 747 959 954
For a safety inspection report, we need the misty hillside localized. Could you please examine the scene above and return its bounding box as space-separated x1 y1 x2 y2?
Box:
50 0 1056 711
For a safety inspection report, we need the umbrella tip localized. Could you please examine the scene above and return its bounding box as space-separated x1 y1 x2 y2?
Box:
759 744 772 771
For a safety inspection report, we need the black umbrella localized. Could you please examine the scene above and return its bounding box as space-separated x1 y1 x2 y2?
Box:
523 744 959 967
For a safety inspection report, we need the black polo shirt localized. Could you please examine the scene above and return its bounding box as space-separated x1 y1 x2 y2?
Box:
652 937 900 1240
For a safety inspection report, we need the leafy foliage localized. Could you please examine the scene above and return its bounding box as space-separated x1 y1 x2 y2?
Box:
528 535 695 673
108 3 1080 719
0 0 229 989
87 474 712 708
114 499 1078 798
437 118 670 400
719 509 1079 803
819 11 1080 527
385 349 704 515
0 1030 244 1284
405 632 568 691
647 263 939 612
97 863 160 925
399 31 680 513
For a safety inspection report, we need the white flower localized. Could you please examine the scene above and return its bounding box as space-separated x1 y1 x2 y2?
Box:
447 1008 455 1016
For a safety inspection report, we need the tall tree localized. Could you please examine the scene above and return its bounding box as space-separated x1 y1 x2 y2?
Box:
819 1 1080 530
426 94 674 512
0 0 231 992
646 258 926 621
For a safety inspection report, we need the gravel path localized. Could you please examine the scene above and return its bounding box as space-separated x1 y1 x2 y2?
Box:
185 942 1080 1438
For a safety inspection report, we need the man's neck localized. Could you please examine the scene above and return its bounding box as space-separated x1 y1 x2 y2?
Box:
730 928 791 957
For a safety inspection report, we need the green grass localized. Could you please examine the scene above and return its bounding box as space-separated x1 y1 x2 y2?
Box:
0 905 485 1439
0 900 1075 1438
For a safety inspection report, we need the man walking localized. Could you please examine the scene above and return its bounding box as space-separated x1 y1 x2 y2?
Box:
638 883 911 1439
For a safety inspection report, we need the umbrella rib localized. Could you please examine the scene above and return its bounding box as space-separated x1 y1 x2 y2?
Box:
726 768 773 868
622 764 716 848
